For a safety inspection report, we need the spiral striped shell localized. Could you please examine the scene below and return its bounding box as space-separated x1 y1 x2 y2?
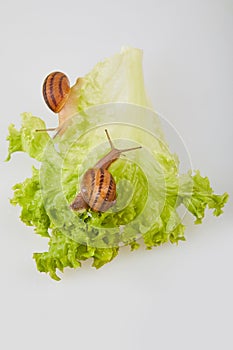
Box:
81 168 116 212
42 71 70 113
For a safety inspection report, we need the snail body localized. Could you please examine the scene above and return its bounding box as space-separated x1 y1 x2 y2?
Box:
70 130 142 213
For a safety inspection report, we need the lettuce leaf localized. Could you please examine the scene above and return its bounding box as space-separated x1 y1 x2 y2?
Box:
6 112 50 161
181 171 229 224
59 47 152 124
33 229 119 280
6 47 228 280
10 166 50 237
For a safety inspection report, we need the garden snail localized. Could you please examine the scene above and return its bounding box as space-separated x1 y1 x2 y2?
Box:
42 71 71 113
37 71 82 135
70 129 142 213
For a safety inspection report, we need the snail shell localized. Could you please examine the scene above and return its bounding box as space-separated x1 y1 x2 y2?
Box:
42 71 70 113
81 168 116 212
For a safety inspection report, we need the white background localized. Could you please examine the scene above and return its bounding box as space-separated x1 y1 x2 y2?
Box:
0 0 232 349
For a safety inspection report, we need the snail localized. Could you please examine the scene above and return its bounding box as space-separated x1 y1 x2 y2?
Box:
36 71 83 136
70 129 142 213
42 71 71 113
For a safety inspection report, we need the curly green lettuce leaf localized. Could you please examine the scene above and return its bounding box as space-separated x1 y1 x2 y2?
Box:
6 112 50 161
33 229 119 281
181 171 229 224
6 47 229 280
143 170 229 249
10 166 51 237
7 112 228 280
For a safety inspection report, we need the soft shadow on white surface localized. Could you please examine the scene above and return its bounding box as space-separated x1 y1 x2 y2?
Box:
0 1 232 350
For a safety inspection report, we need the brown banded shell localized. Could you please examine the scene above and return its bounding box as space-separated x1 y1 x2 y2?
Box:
81 168 116 212
42 71 70 113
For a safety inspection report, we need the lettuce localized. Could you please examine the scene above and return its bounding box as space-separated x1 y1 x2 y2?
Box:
6 47 228 280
